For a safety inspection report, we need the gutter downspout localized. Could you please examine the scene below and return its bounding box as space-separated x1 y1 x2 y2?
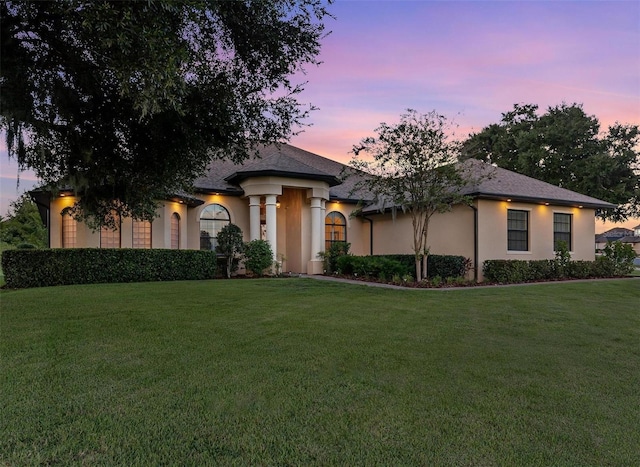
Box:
468 204 478 282
362 216 374 256
29 191 51 248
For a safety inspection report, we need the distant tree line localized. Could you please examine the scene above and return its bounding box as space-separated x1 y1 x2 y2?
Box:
461 103 640 222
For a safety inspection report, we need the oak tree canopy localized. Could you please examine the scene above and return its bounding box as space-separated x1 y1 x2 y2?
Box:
1 0 331 227
461 103 640 222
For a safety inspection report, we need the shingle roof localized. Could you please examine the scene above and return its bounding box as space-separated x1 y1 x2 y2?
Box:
193 144 616 210
194 143 363 199
598 227 634 238
224 152 340 186
461 160 616 210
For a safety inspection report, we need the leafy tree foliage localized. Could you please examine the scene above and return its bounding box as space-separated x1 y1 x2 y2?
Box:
0 195 47 249
215 223 244 279
1 0 330 228
350 110 484 281
462 103 640 221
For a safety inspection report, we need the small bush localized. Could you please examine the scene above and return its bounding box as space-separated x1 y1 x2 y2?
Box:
1 248 218 289
243 240 273 276
602 241 636 275
319 241 350 274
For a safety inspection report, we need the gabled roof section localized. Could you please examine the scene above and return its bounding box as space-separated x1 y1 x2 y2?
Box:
194 143 364 199
461 160 616 210
224 152 340 186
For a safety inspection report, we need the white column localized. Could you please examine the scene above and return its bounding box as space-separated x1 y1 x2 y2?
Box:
307 197 324 274
249 196 261 241
265 194 277 260
320 200 326 255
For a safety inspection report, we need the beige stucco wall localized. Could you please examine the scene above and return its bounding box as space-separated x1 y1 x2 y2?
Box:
366 204 476 259
50 195 100 248
50 195 190 249
476 199 596 279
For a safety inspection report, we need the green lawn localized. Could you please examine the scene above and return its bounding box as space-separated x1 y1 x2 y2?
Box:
2 278 639 465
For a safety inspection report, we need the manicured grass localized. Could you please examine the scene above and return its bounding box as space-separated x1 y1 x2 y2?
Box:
2 279 639 465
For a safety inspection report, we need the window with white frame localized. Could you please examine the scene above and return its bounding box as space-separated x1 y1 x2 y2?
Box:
100 215 121 248
325 211 346 250
553 213 572 251
507 209 528 251
170 213 180 250
61 209 77 248
132 219 152 249
199 204 230 250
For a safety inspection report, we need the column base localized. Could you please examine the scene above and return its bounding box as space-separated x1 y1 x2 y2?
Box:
306 260 325 275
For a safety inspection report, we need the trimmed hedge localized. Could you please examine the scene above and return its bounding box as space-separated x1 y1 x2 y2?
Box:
370 254 469 279
482 256 625 284
335 254 469 280
1 248 219 289
336 255 408 280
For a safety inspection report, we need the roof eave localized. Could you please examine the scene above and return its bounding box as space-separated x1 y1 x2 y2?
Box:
470 192 616 210
225 170 341 187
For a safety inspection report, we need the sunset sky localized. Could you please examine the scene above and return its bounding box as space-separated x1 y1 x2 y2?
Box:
2 0 639 231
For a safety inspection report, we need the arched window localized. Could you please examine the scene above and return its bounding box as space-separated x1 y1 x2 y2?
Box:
61 208 77 248
325 211 346 250
170 213 180 250
200 204 230 250
132 219 152 249
100 214 121 248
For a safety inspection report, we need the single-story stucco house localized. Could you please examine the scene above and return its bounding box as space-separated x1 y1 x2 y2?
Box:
32 144 616 281
595 225 640 256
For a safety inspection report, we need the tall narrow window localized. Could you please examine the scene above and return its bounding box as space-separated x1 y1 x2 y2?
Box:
507 209 528 251
554 213 572 250
132 220 152 249
200 204 230 250
61 209 77 248
325 211 346 250
100 215 121 248
171 213 180 250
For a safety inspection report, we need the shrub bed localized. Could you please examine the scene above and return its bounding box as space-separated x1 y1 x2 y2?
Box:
335 254 469 281
369 254 469 280
1 248 219 289
483 256 631 284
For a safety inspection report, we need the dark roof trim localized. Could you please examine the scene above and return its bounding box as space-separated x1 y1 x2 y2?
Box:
469 192 616 210
225 170 341 187
192 187 244 196
328 196 363 204
167 193 204 207
29 189 51 226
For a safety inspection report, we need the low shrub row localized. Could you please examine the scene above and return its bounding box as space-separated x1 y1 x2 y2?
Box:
483 256 632 284
374 254 470 280
336 255 408 280
334 254 469 281
1 248 219 289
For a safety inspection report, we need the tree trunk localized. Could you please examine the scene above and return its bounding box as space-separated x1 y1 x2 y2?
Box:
226 257 232 279
422 253 428 281
415 257 422 282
